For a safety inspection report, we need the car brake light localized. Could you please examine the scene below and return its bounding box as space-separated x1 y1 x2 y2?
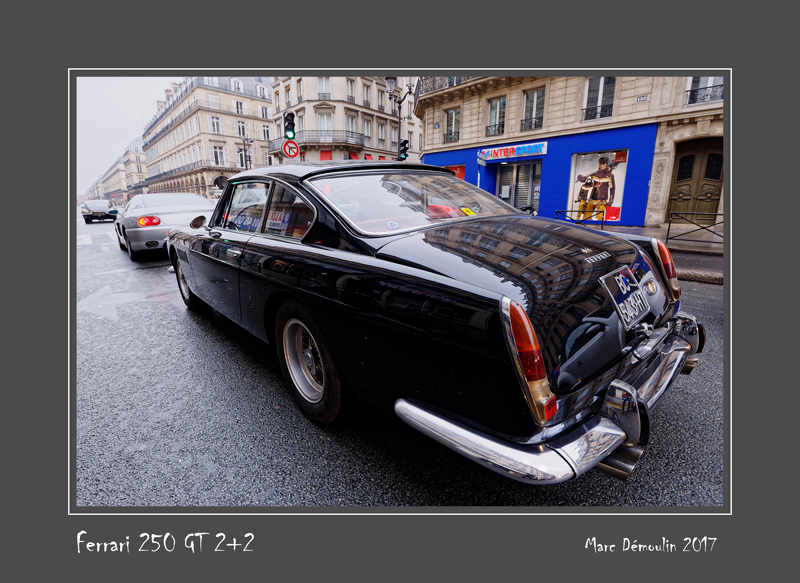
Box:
653 239 681 300
138 216 161 226
502 298 557 424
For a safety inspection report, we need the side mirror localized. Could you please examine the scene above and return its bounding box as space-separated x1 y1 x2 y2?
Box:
190 215 207 229
109 209 119 215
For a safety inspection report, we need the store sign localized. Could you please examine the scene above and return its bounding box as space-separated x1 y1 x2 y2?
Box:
480 141 547 160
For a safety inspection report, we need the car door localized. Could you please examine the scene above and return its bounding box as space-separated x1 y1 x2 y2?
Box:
238 182 319 339
188 181 269 322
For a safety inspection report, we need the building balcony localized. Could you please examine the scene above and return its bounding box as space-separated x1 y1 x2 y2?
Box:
582 104 613 121
686 84 723 105
443 131 459 143
520 117 543 131
268 130 367 153
144 159 245 183
486 123 505 137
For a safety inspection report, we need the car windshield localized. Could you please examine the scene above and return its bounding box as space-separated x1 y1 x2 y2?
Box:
140 194 212 207
307 170 518 235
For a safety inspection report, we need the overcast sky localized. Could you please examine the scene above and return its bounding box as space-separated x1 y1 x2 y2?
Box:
75 76 184 196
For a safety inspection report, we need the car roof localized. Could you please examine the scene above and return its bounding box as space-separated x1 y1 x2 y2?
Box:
229 161 455 183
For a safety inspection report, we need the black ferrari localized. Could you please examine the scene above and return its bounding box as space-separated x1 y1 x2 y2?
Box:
165 161 705 484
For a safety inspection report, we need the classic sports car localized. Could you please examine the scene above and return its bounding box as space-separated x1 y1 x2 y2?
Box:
166 161 705 484
115 193 217 261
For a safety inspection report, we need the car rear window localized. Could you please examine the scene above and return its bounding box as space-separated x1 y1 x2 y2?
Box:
307 170 517 235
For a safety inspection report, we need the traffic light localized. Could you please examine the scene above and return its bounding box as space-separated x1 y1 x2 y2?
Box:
398 139 409 161
283 112 296 140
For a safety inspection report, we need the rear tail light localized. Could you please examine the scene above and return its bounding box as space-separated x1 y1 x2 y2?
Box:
652 238 681 300
501 298 557 425
138 216 161 226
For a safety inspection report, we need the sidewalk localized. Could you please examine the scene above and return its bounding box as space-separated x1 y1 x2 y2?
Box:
599 222 725 285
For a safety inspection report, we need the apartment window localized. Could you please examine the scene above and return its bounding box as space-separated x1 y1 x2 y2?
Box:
209 115 222 134
285 86 291 106
583 77 615 121
522 87 545 130
347 79 355 103
444 108 460 142
347 115 356 133
136 165 142 173
211 145 226 166
236 148 246 168
487 97 505 136
419 134 422 151
408 102 413 117
378 90 385 111
234 100 245 114
262 124 270 141
298 115 304 132
686 76 724 104
408 131 413 150
274 91 280 109
297 78 303 101
318 77 330 99
260 105 270 118
257 85 267 98
230 78 243 93
363 84 371 107
363 119 371 139
391 126 398 148
318 113 332 132
378 123 385 144
209 95 219 109
237 120 248 137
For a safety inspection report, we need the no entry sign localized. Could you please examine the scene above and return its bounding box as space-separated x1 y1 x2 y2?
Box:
282 140 299 158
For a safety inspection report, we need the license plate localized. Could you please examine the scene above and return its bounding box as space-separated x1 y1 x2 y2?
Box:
600 266 650 330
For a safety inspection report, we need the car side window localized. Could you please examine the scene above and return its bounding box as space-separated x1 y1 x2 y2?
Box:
263 185 315 240
219 182 269 232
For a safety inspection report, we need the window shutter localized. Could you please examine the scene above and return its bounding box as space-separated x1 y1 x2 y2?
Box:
223 147 229 165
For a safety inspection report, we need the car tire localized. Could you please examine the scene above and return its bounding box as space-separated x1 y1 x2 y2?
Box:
117 228 126 251
173 254 203 310
125 235 141 261
84 217 92 224
276 300 342 424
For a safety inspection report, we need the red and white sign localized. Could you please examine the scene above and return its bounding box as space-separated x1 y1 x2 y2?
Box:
282 140 299 158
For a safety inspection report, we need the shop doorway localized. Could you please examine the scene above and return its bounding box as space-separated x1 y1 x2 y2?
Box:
497 161 541 211
667 137 723 223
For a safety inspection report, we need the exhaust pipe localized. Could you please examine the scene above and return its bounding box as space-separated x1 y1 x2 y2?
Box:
681 356 699 375
596 445 644 481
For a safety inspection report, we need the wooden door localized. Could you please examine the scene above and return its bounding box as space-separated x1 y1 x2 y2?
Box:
667 137 723 223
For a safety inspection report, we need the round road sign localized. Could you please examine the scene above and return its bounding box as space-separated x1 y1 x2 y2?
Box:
283 140 299 158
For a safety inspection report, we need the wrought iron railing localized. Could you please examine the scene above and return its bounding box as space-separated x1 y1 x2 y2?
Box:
318 93 330 100
443 131 459 143
363 100 370 108
144 159 244 182
521 116 543 131
267 130 366 152
686 84 724 105
582 104 613 121
414 76 479 103
666 212 723 245
486 123 505 137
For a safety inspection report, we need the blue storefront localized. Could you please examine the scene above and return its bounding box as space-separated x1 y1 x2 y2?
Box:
422 124 658 227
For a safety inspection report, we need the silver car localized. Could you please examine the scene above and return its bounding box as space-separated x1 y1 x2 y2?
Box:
114 193 216 261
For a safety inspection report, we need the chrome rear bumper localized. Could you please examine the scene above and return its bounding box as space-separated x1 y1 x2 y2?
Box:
395 314 704 484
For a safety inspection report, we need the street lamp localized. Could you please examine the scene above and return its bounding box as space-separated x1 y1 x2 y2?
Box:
385 76 414 160
241 136 254 169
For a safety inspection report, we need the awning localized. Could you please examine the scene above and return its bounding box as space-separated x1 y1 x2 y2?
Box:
364 154 373 160
378 156 386 160
349 152 359 160
320 150 332 161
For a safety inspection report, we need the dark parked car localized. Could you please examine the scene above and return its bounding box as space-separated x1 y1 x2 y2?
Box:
82 199 117 223
166 162 705 484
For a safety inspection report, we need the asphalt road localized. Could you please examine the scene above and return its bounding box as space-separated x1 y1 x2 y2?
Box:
75 213 725 509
